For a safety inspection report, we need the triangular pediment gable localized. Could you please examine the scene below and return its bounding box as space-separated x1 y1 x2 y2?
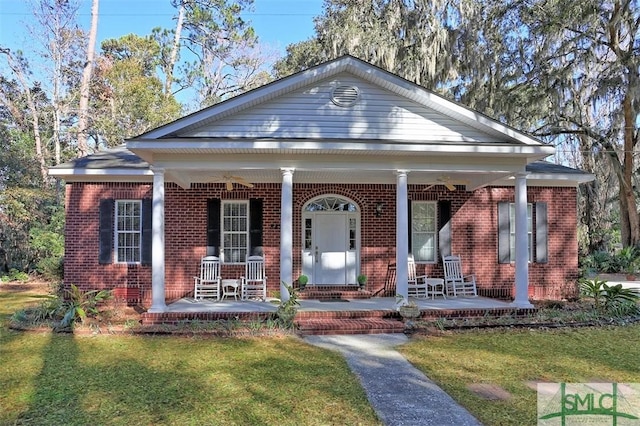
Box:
134 55 541 147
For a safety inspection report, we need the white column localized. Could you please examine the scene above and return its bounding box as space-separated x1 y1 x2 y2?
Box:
396 170 409 304
512 172 533 308
280 168 295 301
149 167 167 312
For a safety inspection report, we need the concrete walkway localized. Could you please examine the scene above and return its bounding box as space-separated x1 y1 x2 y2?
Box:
304 334 482 426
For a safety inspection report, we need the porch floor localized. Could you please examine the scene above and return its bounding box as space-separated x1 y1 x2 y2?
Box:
163 295 514 314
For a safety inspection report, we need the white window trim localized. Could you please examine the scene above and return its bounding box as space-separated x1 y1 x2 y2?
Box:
221 200 249 264
411 201 438 263
114 200 142 264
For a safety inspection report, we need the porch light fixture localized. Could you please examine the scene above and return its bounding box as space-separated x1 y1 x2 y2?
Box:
375 202 384 217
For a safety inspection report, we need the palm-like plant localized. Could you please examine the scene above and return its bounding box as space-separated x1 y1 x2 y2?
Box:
58 284 112 329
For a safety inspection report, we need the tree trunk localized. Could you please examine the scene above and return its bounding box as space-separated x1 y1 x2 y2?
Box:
24 85 47 183
77 0 99 157
0 49 48 182
164 1 184 97
620 92 640 246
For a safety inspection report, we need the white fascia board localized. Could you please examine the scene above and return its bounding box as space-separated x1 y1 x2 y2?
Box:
128 139 556 157
48 168 153 181
494 172 595 187
48 168 153 177
527 172 595 184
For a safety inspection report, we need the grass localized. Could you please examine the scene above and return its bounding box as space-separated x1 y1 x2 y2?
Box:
4 281 640 425
0 283 381 426
398 326 640 426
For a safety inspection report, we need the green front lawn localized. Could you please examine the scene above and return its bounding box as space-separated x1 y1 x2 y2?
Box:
399 326 640 426
3 281 640 426
0 284 380 426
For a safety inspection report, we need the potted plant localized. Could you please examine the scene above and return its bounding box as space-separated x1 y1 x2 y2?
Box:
357 274 367 290
396 295 421 320
297 274 309 290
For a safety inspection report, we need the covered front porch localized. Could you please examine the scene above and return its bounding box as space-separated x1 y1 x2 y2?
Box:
161 294 514 313
140 294 536 335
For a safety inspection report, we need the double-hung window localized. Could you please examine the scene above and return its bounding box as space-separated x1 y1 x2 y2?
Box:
115 200 142 263
498 201 547 264
509 203 533 262
222 201 248 263
411 201 437 262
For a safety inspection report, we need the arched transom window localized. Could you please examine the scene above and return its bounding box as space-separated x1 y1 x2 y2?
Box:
304 196 358 212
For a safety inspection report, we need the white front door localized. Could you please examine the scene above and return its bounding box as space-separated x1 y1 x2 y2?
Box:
302 195 360 285
315 213 348 284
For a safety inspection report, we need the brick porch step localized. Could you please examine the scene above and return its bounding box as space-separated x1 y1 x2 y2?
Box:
295 308 405 335
296 317 405 335
141 311 272 325
298 285 372 300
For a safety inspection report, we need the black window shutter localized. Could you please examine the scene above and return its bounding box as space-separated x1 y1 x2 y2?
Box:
407 199 412 253
498 202 511 264
535 202 548 263
99 199 114 264
438 201 451 259
207 199 221 256
249 198 264 256
141 198 152 265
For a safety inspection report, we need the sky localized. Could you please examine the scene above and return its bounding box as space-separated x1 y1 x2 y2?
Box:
0 0 324 55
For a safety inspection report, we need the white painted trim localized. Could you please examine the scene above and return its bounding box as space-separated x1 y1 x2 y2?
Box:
280 168 295 301
149 168 167 312
48 168 153 177
512 173 533 308
128 140 555 156
395 170 409 303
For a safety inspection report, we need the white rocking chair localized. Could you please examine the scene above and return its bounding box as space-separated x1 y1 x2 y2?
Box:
241 255 267 300
194 256 221 301
408 255 429 298
442 255 478 297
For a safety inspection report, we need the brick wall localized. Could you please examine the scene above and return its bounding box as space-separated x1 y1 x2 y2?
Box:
63 182 579 306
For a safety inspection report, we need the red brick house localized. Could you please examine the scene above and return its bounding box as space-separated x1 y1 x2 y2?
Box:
49 56 592 312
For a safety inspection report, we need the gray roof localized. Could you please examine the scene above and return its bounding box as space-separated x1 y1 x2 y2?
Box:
50 145 149 170
525 160 591 176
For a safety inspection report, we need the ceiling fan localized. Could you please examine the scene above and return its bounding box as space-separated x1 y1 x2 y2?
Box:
207 174 254 191
423 176 468 191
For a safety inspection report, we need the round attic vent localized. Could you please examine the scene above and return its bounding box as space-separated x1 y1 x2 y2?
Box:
331 85 360 107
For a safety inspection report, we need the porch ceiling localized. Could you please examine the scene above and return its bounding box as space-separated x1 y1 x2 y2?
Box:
166 168 514 190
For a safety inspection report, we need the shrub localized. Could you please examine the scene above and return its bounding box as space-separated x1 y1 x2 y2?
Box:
579 278 639 315
1 268 29 282
36 256 64 281
276 283 299 328
614 245 640 275
579 250 615 275
58 284 112 330
10 295 64 327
